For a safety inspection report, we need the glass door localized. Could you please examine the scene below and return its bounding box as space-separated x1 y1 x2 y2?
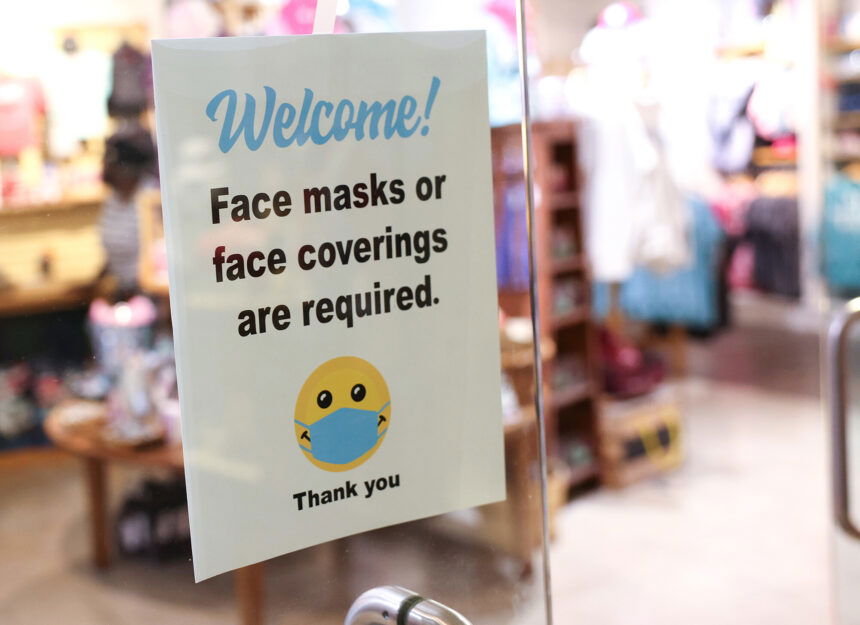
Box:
248 2 554 621
0 2 552 625
821 4 860 623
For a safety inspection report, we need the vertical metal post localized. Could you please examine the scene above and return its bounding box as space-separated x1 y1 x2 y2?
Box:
514 2 554 624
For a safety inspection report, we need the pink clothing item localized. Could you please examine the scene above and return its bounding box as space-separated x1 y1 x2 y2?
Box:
280 0 316 34
728 243 756 290
89 296 157 328
0 77 45 156
770 135 797 161
711 178 757 237
485 0 518 38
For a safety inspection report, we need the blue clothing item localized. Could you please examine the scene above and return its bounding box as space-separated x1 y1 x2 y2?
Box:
594 198 724 328
296 401 389 465
496 181 530 291
822 174 860 293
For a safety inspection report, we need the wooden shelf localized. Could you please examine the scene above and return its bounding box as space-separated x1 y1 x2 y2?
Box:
567 462 599 488
495 170 524 183
0 196 103 308
752 146 796 167
550 382 593 409
829 38 860 54
833 112 860 130
0 280 97 317
531 120 576 141
549 190 578 211
493 120 603 496
551 308 589 329
0 195 104 218
551 255 585 274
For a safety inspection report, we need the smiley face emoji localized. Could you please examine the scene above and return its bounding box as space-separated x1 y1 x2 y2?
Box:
294 356 391 472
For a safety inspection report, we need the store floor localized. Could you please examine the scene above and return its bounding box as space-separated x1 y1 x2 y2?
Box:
552 341 829 623
0 326 831 625
0 452 544 625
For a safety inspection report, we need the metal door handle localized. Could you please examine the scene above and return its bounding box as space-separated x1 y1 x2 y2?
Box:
345 586 473 625
829 299 860 540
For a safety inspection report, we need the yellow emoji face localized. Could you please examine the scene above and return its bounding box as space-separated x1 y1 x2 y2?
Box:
294 356 391 472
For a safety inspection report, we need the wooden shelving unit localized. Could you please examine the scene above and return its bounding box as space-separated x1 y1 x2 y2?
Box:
0 195 105 316
491 121 602 491
826 39 860 165
550 254 586 274
549 383 592 410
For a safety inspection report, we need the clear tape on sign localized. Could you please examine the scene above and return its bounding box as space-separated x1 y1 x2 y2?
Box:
313 0 338 34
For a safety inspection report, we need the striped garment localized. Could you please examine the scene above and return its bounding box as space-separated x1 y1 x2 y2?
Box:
100 192 140 291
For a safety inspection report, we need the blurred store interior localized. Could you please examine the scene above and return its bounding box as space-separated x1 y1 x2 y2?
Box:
1 0 858 624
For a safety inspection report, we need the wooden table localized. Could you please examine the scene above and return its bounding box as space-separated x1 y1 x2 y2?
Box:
44 401 265 625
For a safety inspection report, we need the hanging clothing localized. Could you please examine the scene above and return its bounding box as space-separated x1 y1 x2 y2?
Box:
746 195 800 299
747 66 797 141
711 176 757 237
0 77 44 156
572 23 656 283
572 23 689 282
43 50 111 158
593 197 723 330
578 105 689 282
577 101 689 281
708 59 758 175
822 174 860 293
108 43 152 118
495 181 530 291
576 98 655 282
634 101 689 273
100 191 140 292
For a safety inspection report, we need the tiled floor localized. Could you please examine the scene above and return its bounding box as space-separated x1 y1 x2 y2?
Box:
0 323 836 624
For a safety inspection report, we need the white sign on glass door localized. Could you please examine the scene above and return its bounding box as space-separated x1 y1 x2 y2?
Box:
152 32 506 581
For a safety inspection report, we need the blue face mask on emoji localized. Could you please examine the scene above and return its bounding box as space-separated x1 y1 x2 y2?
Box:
296 401 390 465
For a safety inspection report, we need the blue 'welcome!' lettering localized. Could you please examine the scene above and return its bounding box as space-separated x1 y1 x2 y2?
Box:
205 76 441 154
